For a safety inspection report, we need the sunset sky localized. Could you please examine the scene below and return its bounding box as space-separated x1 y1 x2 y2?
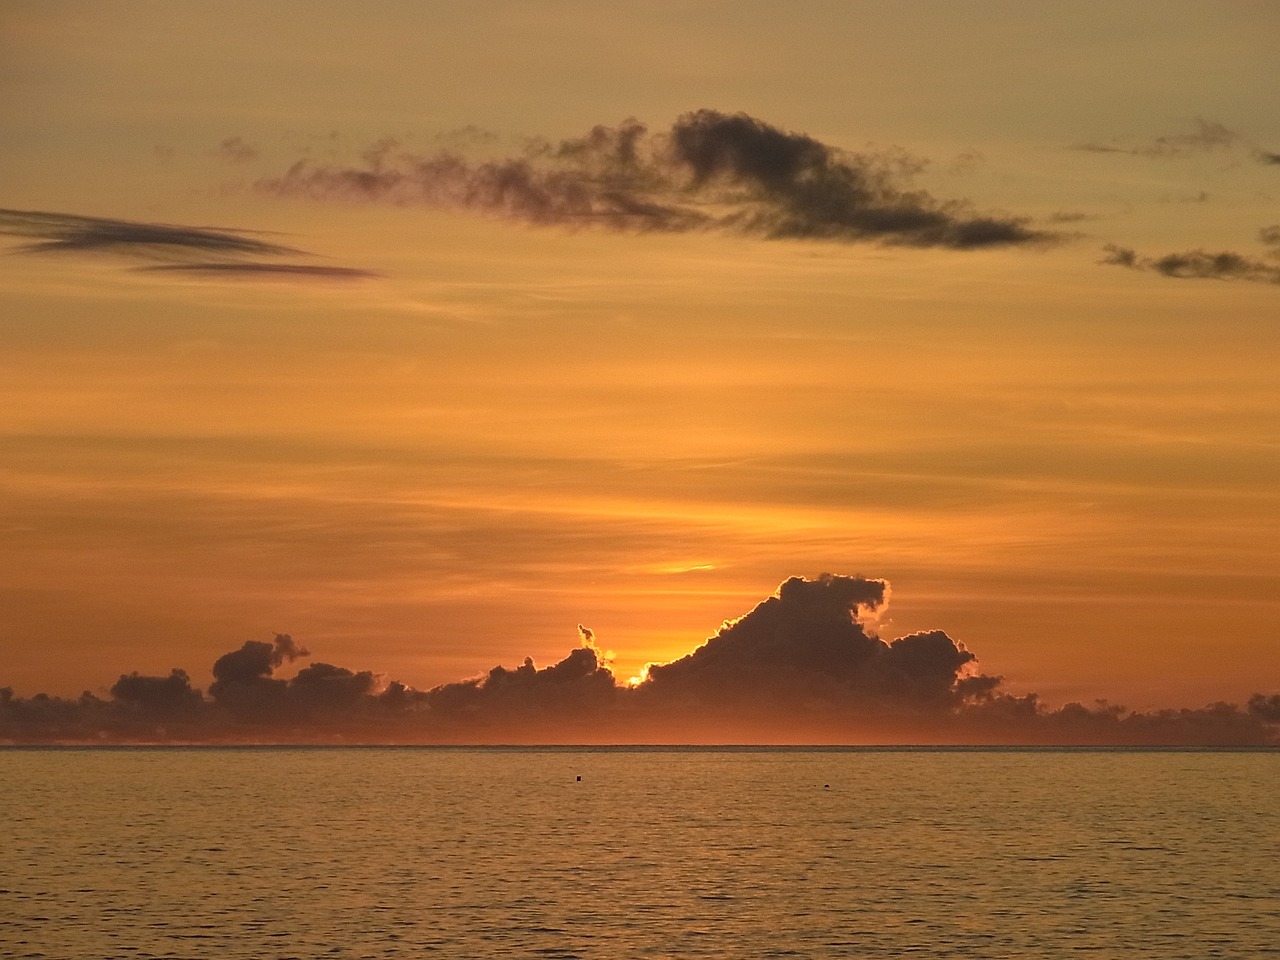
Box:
2 1 1277 720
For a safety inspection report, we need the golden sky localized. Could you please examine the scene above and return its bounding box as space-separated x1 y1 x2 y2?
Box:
2 1 1278 722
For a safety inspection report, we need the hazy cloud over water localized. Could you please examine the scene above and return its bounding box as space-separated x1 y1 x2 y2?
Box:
255 110 1049 250
2 575 1276 746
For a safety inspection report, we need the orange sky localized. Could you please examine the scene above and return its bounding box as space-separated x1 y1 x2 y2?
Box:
1 1 1278 717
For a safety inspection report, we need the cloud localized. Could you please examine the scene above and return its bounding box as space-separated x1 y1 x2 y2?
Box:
1101 243 1280 284
216 136 258 164
1075 119 1279 167
208 633 309 719
0 207 297 259
1 576 1276 744
0 207 378 282
110 668 204 716
135 263 381 280
255 110 1050 250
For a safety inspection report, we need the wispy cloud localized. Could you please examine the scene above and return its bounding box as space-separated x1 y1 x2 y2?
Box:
215 136 258 164
1074 118 1279 166
0 207 298 259
0 207 377 282
137 263 381 280
255 110 1051 250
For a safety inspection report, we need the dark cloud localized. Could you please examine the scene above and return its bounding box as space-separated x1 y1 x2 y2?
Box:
208 633 308 719
136 263 381 280
1102 243 1280 284
1 576 1276 744
1257 152 1280 166
110 668 204 716
255 110 1050 250
0 207 378 282
0 207 298 259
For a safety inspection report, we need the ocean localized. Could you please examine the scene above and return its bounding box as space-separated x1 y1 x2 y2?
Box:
2 747 1276 959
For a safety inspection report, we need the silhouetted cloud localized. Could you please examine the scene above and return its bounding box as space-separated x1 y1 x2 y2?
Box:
1102 243 1280 284
110 669 204 716
0 207 297 259
255 110 1050 250
0 207 378 282
136 263 381 280
1 576 1276 744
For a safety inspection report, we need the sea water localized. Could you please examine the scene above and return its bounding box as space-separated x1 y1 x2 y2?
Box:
1 747 1276 959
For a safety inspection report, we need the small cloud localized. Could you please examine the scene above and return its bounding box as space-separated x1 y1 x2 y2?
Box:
216 136 258 164
1102 243 1280 284
948 149 985 175
1075 119 1280 168
1047 211 1096 224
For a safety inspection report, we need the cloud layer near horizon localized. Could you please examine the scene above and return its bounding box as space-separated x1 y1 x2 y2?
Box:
3 574 1276 746
255 110 1048 250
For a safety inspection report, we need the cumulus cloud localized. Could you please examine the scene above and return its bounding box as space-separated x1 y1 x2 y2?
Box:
254 110 1050 250
1 576 1276 745
110 668 204 716
1101 243 1280 284
0 207 377 282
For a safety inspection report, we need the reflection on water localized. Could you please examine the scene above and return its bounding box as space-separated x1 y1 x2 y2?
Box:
1 747 1276 958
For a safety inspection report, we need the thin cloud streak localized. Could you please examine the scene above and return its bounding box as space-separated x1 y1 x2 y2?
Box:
2 575 1276 746
1074 118 1279 165
255 110 1051 250
0 207 378 282
136 263 381 280
0 207 299 259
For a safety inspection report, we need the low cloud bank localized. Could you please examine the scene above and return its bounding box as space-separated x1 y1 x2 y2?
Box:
255 110 1049 250
3 574 1276 746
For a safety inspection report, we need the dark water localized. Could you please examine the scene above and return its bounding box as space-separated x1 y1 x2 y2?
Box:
2 747 1277 958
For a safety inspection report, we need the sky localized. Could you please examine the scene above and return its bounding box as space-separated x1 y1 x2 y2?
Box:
1 1 1278 743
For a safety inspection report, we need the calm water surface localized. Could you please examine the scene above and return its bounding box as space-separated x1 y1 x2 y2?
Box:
1 747 1276 959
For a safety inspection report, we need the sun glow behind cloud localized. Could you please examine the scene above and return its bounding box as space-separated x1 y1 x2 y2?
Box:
2 2 1279 730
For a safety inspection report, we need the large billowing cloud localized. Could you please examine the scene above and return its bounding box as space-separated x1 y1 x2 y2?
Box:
638 574 991 711
0 207 378 281
255 110 1048 250
1 575 1276 745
